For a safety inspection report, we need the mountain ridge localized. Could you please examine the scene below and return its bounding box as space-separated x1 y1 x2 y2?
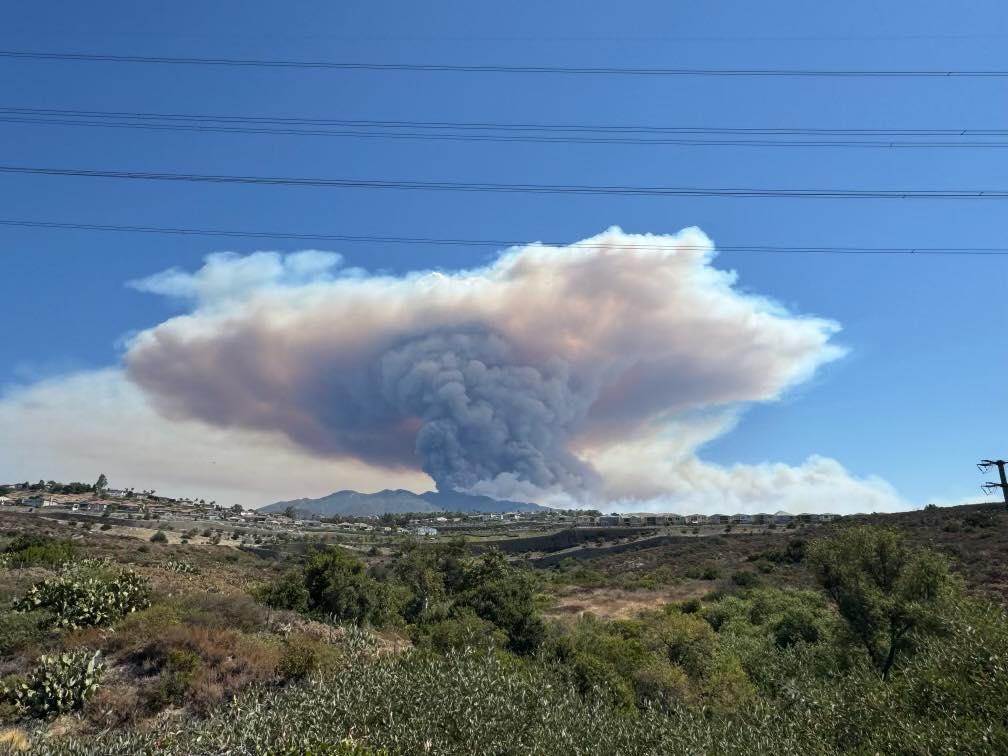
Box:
261 488 547 517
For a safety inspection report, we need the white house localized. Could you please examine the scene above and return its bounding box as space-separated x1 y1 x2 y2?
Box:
413 525 438 537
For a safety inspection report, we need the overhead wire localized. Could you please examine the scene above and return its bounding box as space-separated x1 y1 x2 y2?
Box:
1 217 1005 255
0 107 1005 147
1 164 1006 199
1 49 1006 77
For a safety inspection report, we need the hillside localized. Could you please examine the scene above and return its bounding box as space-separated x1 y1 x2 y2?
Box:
262 488 547 517
0 501 1006 754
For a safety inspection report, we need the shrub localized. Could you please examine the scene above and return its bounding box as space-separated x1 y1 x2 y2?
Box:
125 624 280 713
700 566 720 581
14 570 151 628
963 511 997 529
1 535 75 568
301 548 400 626
566 652 636 712
731 570 760 588
1 650 104 718
410 609 507 653
84 683 140 728
173 592 268 633
150 531 168 544
152 649 202 707
772 609 822 648
646 612 716 678
254 570 310 613
277 640 317 682
678 598 701 614
0 610 56 656
631 661 690 710
453 552 544 654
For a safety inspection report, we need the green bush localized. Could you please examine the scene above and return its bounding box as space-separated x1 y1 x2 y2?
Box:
153 649 201 706
731 570 760 588
254 570 310 612
631 660 690 710
410 609 508 653
150 531 168 544
14 569 151 628
0 609 56 655
1 650 104 718
277 640 317 682
452 552 544 654
1 534 75 568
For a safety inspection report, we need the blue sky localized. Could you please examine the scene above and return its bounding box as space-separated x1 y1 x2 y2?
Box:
1 1 1006 506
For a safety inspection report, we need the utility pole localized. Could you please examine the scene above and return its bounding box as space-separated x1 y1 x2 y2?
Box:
978 460 1008 508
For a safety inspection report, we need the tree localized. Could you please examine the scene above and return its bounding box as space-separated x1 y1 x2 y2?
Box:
94 473 108 493
298 548 400 626
807 526 959 679
454 551 544 654
284 505 298 520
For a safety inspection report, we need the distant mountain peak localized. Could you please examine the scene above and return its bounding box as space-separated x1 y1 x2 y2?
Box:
261 488 547 517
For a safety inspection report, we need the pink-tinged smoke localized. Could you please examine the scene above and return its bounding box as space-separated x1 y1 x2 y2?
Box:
123 227 845 505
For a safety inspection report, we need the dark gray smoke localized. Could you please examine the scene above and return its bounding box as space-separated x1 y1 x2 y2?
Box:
378 329 599 493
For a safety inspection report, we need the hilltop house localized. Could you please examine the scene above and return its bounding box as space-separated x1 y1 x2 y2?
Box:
23 495 57 508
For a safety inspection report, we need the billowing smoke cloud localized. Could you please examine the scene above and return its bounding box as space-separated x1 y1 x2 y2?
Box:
121 226 848 506
378 330 599 493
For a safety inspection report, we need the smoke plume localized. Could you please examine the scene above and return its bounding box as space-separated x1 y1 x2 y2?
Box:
120 227 846 505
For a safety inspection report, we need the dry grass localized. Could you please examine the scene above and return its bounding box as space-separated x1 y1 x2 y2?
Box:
545 584 711 621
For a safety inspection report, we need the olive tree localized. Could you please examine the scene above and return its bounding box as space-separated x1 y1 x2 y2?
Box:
807 526 959 679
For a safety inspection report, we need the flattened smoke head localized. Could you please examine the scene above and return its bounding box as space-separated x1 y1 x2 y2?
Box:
379 330 598 493
124 227 844 503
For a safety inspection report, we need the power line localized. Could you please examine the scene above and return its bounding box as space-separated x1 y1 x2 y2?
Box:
5 107 1005 135
2 218 1006 255
1 108 1006 148
1 164 1006 199
0 49 1006 77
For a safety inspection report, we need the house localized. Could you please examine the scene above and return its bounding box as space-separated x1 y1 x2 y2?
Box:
104 489 128 499
0 496 12 506
598 515 620 526
686 514 708 525
413 526 438 537
23 495 58 508
731 513 754 525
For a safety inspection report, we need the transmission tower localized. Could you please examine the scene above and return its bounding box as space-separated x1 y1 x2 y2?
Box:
978 459 1008 507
